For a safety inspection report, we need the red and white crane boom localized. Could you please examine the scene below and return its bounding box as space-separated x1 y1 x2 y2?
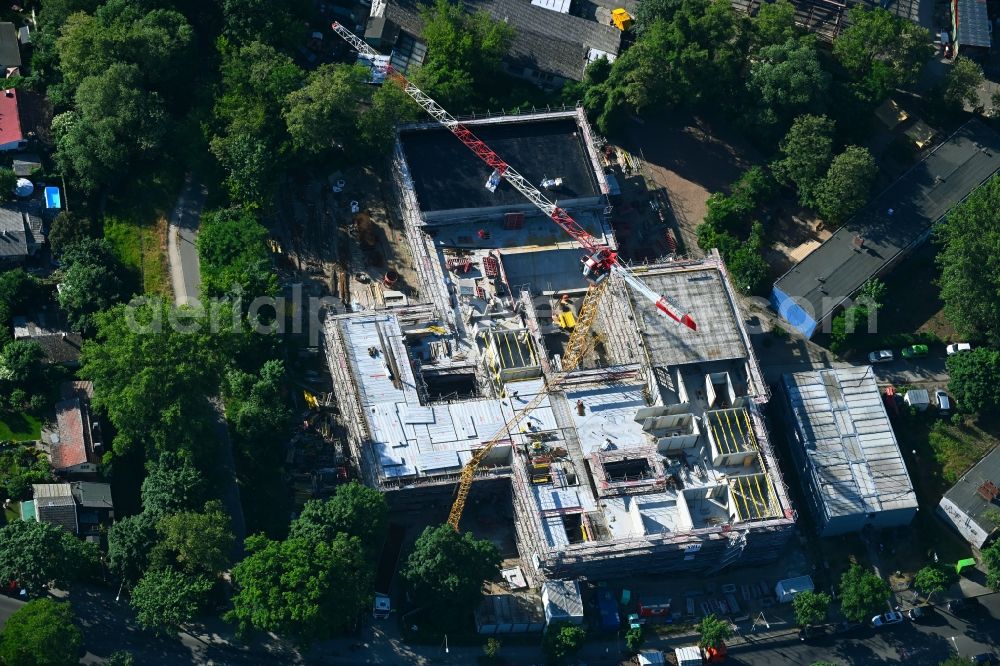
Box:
330 22 696 331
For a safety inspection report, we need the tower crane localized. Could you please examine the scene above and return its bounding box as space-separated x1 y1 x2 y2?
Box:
330 23 698 529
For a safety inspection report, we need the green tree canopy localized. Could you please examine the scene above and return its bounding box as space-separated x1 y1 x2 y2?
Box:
792 590 831 626
131 566 213 631
402 524 501 622
154 500 234 577
936 175 1000 341
838 564 889 622
141 452 209 518
751 0 798 48
220 0 308 47
542 623 587 664
0 340 44 388
913 564 952 600
197 208 277 299
748 37 829 124
945 56 984 111
57 238 127 332
288 482 388 552
108 512 159 584
53 63 169 194
946 348 1000 415
0 445 52 500
983 539 1000 590
0 519 99 596
697 613 732 648
228 532 370 642
771 113 836 207
284 63 369 157
80 302 232 457
635 0 682 32
815 146 878 225
48 211 98 257
833 7 932 101
0 598 83 666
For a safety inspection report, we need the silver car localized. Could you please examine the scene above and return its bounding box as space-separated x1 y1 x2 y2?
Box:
868 350 894 363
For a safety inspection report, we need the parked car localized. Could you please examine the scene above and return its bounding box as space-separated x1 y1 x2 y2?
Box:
946 598 981 615
907 605 929 621
971 653 996 664
935 390 952 415
901 344 930 359
871 611 904 627
868 349 894 363
947 342 972 355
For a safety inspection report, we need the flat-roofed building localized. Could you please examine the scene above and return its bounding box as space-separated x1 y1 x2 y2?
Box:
780 366 918 536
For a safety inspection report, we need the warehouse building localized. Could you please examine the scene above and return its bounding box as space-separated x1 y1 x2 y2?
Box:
937 447 1000 548
780 366 918 536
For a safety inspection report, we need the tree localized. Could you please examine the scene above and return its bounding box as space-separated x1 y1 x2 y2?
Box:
402 524 501 622
0 519 99 596
696 613 732 648
130 567 213 631
228 533 370 642
48 211 97 257
483 637 501 661
792 590 831 626
154 501 234 577
751 0 798 48
913 564 951 600
412 0 515 110
833 7 932 101
940 658 975 666
80 302 231 456
857 278 887 309
815 146 878 225
983 539 1000 590
838 564 889 622
945 57 984 111
105 651 136 666
197 208 277 299
542 623 586 664
772 114 836 207
748 37 829 124
140 453 208 518
635 0 682 31
937 175 1000 341
107 512 159 584
0 340 44 388
284 63 369 157
0 445 52 499
57 238 127 332
947 348 1000 415
727 221 771 295
53 64 169 193
0 599 83 666
288 482 388 552
220 0 308 47
0 167 15 200
625 626 644 652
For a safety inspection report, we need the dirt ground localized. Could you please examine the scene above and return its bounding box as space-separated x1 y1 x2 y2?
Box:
617 113 762 257
269 164 419 310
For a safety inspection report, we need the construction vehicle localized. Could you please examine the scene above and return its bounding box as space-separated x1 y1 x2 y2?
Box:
330 23 697 530
611 8 633 31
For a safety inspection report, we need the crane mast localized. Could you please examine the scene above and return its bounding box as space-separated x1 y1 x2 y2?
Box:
330 22 697 331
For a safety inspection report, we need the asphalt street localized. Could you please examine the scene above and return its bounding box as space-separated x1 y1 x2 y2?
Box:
168 174 207 306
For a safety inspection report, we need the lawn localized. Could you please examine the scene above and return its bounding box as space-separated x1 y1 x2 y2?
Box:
0 412 42 441
103 169 183 298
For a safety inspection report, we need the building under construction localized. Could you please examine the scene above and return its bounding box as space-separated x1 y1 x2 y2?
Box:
323 108 795 581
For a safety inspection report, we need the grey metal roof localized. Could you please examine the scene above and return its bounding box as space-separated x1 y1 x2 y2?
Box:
542 579 584 620
0 206 27 257
71 482 114 509
380 0 621 82
773 120 1000 326
956 0 991 47
0 23 20 69
32 483 78 534
941 446 1000 539
783 366 917 521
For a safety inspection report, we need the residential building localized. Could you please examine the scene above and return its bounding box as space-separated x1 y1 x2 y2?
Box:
0 88 24 152
0 23 20 77
28 483 78 534
772 120 1000 337
13 316 83 365
937 447 1000 548
27 481 114 539
365 0 622 86
47 381 103 478
780 366 918 536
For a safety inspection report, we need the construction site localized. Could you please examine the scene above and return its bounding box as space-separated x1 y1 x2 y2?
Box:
322 99 796 582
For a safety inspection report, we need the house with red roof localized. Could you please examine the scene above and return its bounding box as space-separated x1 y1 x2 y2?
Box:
0 88 25 152
50 381 103 478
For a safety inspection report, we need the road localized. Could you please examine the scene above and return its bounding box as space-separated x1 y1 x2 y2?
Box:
167 174 207 306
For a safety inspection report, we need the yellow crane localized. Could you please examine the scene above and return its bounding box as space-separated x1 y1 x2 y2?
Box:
446 280 608 530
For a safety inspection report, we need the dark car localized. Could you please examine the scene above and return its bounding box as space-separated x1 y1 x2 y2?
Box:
798 625 831 643
947 598 981 615
971 653 996 665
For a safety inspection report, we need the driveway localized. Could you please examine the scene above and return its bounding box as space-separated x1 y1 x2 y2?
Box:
168 175 207 306
871 355 949 387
